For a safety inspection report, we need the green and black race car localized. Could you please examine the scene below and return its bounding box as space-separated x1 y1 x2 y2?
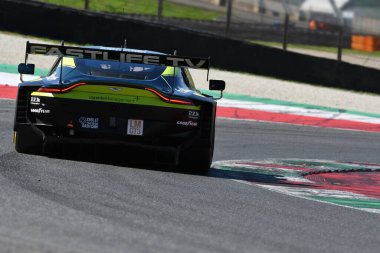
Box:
14 42 225 173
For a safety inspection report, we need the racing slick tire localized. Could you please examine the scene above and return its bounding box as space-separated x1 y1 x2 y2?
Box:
14 125 43 155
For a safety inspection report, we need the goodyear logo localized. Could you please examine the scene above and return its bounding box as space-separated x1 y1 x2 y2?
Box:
30 108 50 114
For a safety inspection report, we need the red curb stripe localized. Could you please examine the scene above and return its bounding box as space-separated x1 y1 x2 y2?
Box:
305 171 380 198
217 106 380 133
0 85 17 99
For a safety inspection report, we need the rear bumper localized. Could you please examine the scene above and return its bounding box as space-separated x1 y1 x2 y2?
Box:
14 86 216 164
15 122 203 165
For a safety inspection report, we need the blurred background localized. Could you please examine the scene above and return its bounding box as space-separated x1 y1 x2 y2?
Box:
39 0 380 70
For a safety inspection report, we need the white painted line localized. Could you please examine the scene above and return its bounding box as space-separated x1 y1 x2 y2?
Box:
0 72 37 86
0 72 20 86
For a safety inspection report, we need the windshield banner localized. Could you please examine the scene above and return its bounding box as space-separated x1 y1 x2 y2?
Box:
26 42 210 69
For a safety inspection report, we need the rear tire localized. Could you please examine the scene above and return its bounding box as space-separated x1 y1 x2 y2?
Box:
177 146 212 174
14 126 43 155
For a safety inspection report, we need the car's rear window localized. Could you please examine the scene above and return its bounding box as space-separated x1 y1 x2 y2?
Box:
46 57 196 94
75 58 166 81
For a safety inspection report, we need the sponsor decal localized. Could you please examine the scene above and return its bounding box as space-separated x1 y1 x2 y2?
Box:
79 117 99 129
177 121 198 127
27 43 209 69
127 119 143 136
88 95 138 104
109 87 123 92
30 97 40 105
188 111 199 119
30 108 50 114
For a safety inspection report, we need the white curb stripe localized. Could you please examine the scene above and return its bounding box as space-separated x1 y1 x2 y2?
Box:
0 72 20 86
0 72 38 86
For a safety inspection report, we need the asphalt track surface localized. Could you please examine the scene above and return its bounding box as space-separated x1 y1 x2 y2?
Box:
0 99 380 253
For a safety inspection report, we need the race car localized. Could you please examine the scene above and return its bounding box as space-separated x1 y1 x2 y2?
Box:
14 42 225 173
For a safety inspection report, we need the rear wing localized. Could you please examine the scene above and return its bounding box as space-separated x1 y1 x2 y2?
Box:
19 42 225 100
23 42 210 70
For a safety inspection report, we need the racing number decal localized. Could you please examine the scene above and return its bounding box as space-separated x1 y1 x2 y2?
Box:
127 119 144 136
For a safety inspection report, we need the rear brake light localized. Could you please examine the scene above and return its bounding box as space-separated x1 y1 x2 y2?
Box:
37 82 86 93
145 88 193 105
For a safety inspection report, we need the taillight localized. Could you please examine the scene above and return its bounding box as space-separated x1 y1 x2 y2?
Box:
145 88 193 105
37 82 86 93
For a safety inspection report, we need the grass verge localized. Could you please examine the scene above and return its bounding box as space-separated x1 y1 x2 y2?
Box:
40 0 222 20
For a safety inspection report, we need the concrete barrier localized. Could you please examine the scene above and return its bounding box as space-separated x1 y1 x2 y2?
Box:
1 0 380 94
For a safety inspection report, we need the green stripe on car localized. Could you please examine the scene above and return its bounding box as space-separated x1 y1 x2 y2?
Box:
31 85 200 110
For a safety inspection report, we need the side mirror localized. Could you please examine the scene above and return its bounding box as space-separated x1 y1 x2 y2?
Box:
18 63 35 75
208 79 225 100
209 79 225 91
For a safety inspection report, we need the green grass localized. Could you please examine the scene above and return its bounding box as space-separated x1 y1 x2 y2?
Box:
252 40 380 57
40 0 222 20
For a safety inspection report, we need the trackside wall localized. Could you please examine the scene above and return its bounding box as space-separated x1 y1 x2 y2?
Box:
1 0 380 94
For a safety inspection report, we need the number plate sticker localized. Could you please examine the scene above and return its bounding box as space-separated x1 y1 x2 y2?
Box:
127 119 144 136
